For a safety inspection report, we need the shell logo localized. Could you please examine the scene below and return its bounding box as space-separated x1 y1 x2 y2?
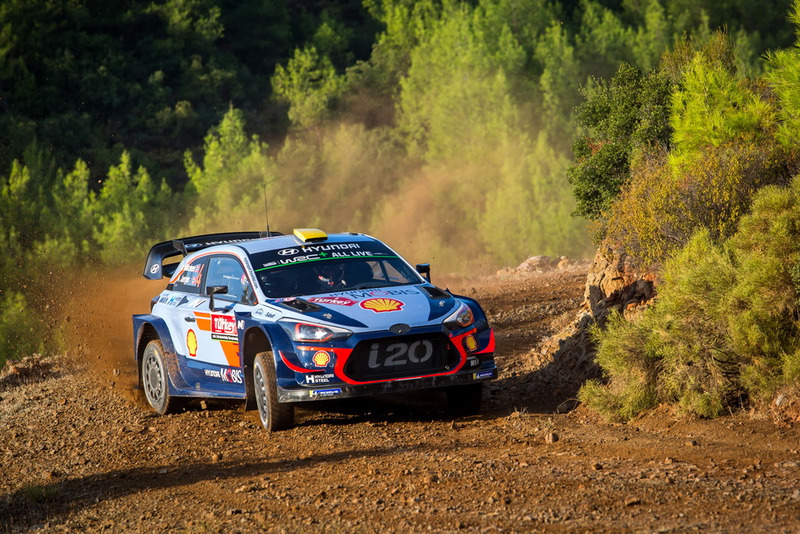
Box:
312 351 331 367
465 334 478 352
187 329 198 357
360 298 404 313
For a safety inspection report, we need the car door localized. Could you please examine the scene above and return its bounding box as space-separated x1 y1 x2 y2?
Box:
175 254 255 391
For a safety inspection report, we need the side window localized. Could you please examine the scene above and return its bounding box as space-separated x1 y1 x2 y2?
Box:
205 256 252 304
172 258 209 294
377 260 407 283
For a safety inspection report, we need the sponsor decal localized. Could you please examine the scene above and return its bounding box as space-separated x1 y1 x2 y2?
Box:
473 370 494 380
178 262 205 287
221 368 243 383
150 264 159 274
280 243 361 256
309 388 342 398
190 298 206 308
308 296 357 307
312 351 331 367
368 339 434 369
345 288 418 300
203 367 243 384
187 329 198 357
254 307 278 319
166 295 185 306
360 298 404 313
237 320 245 330
256 244 390 271
465 335 478 352
158 296 168 304
305 373 335 384
211 314 238 342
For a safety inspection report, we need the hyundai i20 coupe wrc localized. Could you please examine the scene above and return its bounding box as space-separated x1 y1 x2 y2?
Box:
133 229 497 431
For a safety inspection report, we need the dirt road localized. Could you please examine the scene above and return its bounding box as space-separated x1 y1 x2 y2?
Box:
2 266 800 532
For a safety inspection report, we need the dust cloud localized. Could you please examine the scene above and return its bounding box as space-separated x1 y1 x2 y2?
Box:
62 266 162 403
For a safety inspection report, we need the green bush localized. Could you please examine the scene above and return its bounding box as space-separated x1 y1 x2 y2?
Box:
604 139 789 269
568 63 673 220
578 312 660 422
582 175 800 420
0 292 41 367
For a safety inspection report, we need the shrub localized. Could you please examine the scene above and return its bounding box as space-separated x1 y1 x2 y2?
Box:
605 139 789 269
583 175 800 420
0 292 41 367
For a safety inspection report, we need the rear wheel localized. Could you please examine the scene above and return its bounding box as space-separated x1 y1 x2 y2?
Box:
141 340 180 414
445 383 483 416
253 351 294 431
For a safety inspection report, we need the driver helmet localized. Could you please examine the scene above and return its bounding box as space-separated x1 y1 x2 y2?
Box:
315 263 344 289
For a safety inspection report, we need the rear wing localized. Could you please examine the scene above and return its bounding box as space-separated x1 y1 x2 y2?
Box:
142 231 281 280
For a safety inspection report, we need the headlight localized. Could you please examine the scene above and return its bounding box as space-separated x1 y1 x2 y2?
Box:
444 303 474 329
279 320 352 342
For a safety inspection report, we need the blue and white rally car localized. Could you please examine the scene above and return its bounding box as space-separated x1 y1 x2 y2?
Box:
133 229 496 431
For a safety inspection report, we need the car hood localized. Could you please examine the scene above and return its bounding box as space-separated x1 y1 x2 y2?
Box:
270 285 458 329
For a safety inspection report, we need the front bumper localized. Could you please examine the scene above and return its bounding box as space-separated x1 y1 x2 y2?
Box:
277 365 497 403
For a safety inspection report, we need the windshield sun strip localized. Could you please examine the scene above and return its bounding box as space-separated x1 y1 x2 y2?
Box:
254 254 400 271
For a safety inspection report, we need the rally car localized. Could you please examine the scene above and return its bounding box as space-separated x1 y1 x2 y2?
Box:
133 229 496 431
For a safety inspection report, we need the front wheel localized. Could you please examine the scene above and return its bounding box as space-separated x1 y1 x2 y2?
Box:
141 339 180 414
253 352 294 431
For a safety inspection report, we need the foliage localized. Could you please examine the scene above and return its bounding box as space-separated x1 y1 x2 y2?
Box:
764 1 800 150
272 46 346 131
669 44 777 170
0 0 379 181
1 0 798 367
185 107 276 233
94 153 174 265
604 139 790 269
568 63 673 220
0 291 41 367
583 174 800 420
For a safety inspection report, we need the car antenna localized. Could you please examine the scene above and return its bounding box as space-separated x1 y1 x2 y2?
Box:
264 184 271 235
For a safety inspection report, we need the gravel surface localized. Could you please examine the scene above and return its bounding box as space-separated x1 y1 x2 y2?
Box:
2 266 800 532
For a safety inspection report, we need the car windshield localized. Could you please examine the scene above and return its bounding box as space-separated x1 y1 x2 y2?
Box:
249 244 423 298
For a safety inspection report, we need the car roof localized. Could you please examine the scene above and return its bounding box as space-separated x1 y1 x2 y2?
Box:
143 229 386 280
234 231 381 255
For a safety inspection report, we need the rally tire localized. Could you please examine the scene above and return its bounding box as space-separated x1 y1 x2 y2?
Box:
253 351 294 431
141 339 180 415
445 382 483 416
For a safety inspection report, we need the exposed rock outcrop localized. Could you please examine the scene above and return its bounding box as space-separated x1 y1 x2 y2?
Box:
583 243 657 323
529 243 659 408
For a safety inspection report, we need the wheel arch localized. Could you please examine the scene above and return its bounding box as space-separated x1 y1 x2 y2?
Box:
241 326 273 409
133 316 177 390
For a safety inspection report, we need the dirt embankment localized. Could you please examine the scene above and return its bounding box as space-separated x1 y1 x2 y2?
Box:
2 265 800 532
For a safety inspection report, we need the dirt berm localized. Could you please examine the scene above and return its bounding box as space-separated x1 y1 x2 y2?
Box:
2 264 799 532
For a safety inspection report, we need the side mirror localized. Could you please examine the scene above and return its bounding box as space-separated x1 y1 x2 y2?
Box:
416 263 431 282
207 285 228 311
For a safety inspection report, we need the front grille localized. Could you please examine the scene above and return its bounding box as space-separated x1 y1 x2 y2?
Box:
343 334 459 382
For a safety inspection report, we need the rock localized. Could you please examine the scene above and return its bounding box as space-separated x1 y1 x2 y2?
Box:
517 255 558 273
584 244 657 323
545 432 559 444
